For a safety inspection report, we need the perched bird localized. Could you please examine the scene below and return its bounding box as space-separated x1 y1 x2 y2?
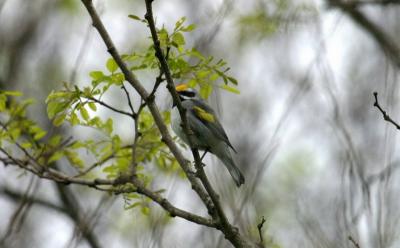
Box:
171 83 245 187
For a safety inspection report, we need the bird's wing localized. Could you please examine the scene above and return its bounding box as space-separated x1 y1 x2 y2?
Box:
190 99 237 153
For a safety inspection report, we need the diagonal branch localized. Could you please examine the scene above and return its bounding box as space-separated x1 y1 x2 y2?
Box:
143 0 217 215
143 1 251 247
327 0 400 68
0 186 66 214
84 96 136 119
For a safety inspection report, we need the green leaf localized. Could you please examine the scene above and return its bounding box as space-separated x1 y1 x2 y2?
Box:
227 76 238 85
83 87 91 97
33 130 47 140
103 165 116 174
209 73 219 81
158 28 169 47
100 143 113 160
174 17 186 31
125 202 141 210
197 70 211 79
89 71 104 80
53 113 67 126
46 91 71 102
141 206 150 216
88 102 97 111
70 112 80 126
172 32 185 47
220 84 240 94
181 24 196 32
128 14 142 21
69 141 85 149
2 91 22 96
112 73 125 85
10 128 21 140
49 135 62 147
65 150 84 168
200 84 213 99
104 118 113 135
187 78 197 88
106 58 118 73
47 101 66 119
80 107 90 121
21 142 32 149
48 151 64 163
0 94 6 111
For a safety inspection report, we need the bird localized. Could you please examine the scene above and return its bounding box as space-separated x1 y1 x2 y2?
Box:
171 83 245 187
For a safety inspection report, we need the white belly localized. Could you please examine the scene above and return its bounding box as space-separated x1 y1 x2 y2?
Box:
171 107 187 143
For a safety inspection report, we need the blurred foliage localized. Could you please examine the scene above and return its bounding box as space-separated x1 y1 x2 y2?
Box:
237 0 317 43
58 0 79 13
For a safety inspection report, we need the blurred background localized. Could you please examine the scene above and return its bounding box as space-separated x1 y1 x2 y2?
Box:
1 0 400 247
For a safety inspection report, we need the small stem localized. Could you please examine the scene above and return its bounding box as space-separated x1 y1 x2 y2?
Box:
373 92 400 130
257 216 266 244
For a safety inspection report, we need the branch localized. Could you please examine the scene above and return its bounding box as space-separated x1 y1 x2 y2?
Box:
143 0 217 214
80 0 211 212
348 235 361 248
257 216 266 245
130 177 216 227
143 1 250 247
121 84 136 116
344 0 400 6
130 99 145 176
373 92 400 130
0 186 66 214
84 96 135 119
73 144 133 178
327 0 400 68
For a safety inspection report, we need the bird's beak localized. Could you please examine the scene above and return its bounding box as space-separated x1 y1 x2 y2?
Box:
175 84 188 92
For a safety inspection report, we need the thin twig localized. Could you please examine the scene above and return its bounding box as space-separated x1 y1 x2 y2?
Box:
84 96 135 119
257 216 266 244
348 235 361 248
0 186 67 213
373 92 400 130
148 70 165 100
121 84 136 116
130 99 146 176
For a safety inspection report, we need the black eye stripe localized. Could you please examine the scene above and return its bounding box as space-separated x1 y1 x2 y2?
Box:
179 91 195 97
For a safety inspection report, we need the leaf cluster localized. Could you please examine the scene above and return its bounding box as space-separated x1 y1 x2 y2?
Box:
0 15 240 214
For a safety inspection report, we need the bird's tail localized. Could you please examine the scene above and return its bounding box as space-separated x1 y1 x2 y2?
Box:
213 143 245 187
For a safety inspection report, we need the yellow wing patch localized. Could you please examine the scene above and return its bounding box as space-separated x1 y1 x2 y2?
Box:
193 106 215 123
